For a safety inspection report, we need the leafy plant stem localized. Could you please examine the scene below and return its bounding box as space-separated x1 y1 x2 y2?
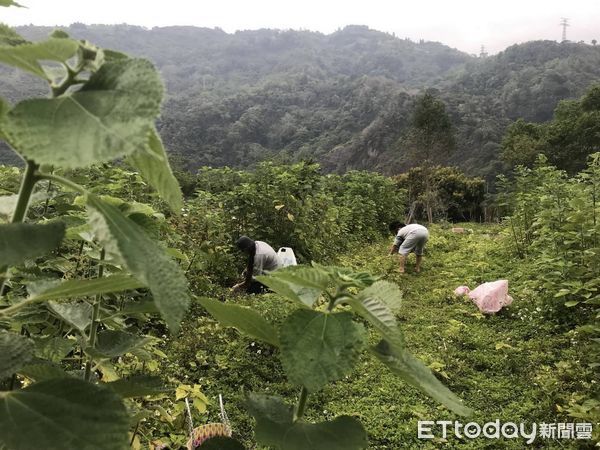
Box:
129 421 140 446
51 65 78 97
84 248 105 382
11 160 40 223
42 180 52 216
0 160 40 296
37 172 87 194
293 386 309 422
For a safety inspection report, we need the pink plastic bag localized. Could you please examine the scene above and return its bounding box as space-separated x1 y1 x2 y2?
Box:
454 280 513 314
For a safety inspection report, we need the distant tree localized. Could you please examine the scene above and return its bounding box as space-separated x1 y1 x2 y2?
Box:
501 119 544 168
395 166 485 222
406 92 455 162
501 85 600 173
592 39 597 46
403 92 456 222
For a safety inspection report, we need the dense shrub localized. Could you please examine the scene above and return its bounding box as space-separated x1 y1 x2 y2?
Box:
192 162 405 263
394 165 485 222
496 153 600 428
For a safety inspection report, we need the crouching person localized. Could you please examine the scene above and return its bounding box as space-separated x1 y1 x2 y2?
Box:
388 221 429 274
232 235 282 294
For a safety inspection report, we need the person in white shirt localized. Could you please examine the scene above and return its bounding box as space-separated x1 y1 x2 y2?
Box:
232 236 282 293
388 221 429 274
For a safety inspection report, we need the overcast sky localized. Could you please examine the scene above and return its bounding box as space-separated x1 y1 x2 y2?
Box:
2 0 599 54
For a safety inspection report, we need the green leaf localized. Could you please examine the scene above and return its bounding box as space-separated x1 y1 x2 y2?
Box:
106 375 170 398
199 437 245 450
106 298 159 317
554 289 571 298
0 0 24 7
245 392 367 450
0 221 65 267
33 336 74 363
245 392 294 446
86 330 150 359
0 24 27 46
255 275 322 307
371 339 472 416
356 280 402 312
270 266 332 290
347 297 403 344
0 378 129 450
564 300 580 307
256 265 335 307
3 58 163 168
346 282 405 347
0 37 78 79
0 331 34 379
279 310 366 392
87 194 189 333
326 265 379 288
48 301 92 333
103 49 129 61
30 274 143 302
18 361 70 381
283 416 368 450
129 127 183 212
197 296 279 346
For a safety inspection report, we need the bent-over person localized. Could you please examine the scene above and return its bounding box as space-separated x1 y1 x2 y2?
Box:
232 235 281 294
388 221 429 274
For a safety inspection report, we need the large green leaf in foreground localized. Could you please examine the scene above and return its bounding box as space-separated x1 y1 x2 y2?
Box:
246 392 367 450
2 58 163 168
30 274 143 302
86 330 150 358
371 339 472 416
0 378 129 450
279 310 366 392
197 296 279 347
129 127 183 212
0 221 65 267
106 375 170 398
48 301 93 333
346 281 405 347
87 194 189 332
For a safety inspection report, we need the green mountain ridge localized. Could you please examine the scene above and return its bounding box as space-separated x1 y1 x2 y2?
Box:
1 24 599 178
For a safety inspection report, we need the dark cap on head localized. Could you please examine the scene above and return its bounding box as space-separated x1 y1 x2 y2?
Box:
388 221 405 234
236 235 255 252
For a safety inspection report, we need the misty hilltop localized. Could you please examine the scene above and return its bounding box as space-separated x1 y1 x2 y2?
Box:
1 24 599 177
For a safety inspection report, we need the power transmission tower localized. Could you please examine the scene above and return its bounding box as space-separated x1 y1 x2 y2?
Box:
479 45 488 58
560 17 570 42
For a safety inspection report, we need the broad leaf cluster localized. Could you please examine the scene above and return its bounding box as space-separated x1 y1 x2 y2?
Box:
0 22 187 450
200 263 472 449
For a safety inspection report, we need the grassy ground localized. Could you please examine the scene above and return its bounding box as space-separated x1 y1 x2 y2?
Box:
163 224 593 449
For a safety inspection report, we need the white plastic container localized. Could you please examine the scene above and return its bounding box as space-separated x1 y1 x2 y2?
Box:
277 247 297 267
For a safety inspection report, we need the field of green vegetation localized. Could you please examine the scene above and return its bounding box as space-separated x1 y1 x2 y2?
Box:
1 153 598 448
163 224 596 449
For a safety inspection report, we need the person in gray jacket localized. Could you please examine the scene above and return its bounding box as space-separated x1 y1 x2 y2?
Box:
232 235 282 293
388 221 429 274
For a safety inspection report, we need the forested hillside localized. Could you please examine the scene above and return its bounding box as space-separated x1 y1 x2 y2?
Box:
2 15 600 448
1 24 599 177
